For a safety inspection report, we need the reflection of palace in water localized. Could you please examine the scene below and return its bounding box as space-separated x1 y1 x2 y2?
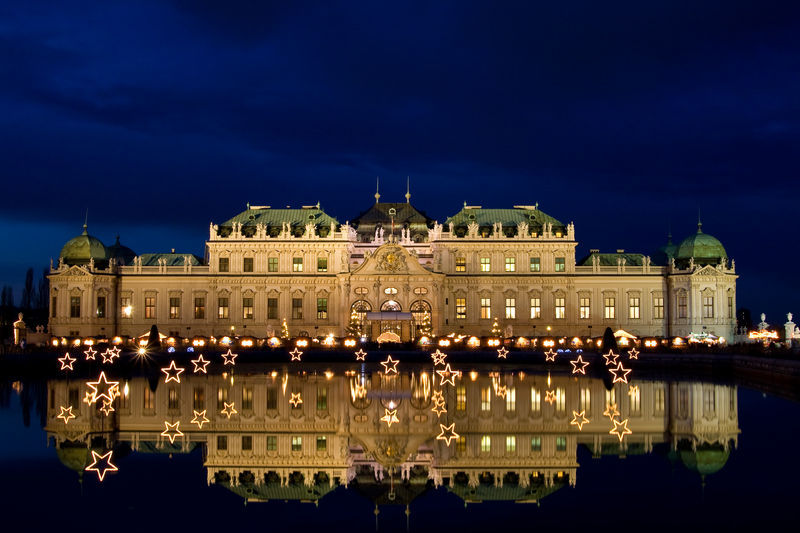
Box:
45 368 740 504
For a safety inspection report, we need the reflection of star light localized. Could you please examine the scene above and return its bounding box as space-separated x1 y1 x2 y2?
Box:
436 423 459 445
354 349 367 361
86 372 120 404
544 349 557 362
628 347 639 360
380 408 400 426
431 390 444 405
603 350 619 366
85 450 118 481
161 360 185 383
431 350 447 365
222 349 238 366
289 348 303 361
191 354 210 374
191 410 209 428
603 403 620 420
381 355 399 374
436 364 457 386
610 362 632 384
628 385 640 397
289 393 303 407
570 355 589 374
161 421 184 444
610 418 632 442
570 410 590 430
221 402 238 418
84 347 97 360
495 385 508 399
497 347 509 359
431 403 447 417
58 353 76 371
57 405 76 424
99 399 115 416
544 390 557 404
101 347 120 364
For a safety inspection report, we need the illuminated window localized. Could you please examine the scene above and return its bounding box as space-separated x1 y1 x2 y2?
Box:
455 257 466 272
316 386 328 410
167 387 179 409
354 287 369 295
242 297 254 320
316 436 327 451
480 435 491 453
556 436 567 451
243 257 253 272
555 257 566 272
169 297 180 319
505 387 516 412
555 387 566 412
653 297 664 319
218 257 229 272
120 296 131 318
505 435 516 453
703 296 714 318
480 298 491 319
413 287 429 295
218 297 229 319
703 389 716 413
145 296 155 319
505 257 516 272
217 387 228 409
605 388 616 406
630 386 641 414
727 296 733 318
143 387 154 410
242 435 253 451
69 296 81 318
530 257 541 272
194 297 205 319
505 298 516 319
579 297 590 319
555 297 565 319
580 387 591 412
266 435 277 451
531 436 541 452
317 298 328 319
268 257 278 272
242 386 253 410
292 298 303 320
96 296 106 319
604 297 615 319
654 387 665 414
456 436 467 454
481 386 491 412
267 297 278 320
531 387 541 413
291 436 302 451
456 385 466 411
480 257 491 272
317 257 327 272
292 257 303 272
384 287 398 295
629 297 640 319
530 297 541 319
455 297 466 319
217 435 227 451
678 294 687 318
193 387 205 410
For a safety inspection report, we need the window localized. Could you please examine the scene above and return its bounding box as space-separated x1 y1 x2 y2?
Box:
506 435 517 453
531 436 542 452
384 287 398 295
292 298 303 320
480 435 491 453
354 287 369 295
678 294 687 318
505 257 516 272
70 296 81 318
96 296 106 318
455 256 466 272
218 257 229 272
267 297 278 320
678 387 689 418
604 297 615 319
605 388 616 407
242 386 253 410
242 297 254 319
555 297 565 319
530 257 541 272
266 435 277 451
481 386 491 412
266 387 277 410
218 297 229 319
505 298 516 319
194 297 205 319
653 297 664 319
51 296 57 318
555 257 565 272
455 297 466 319
703 296 714 318
317 298 328 319
555 387 566 412
242 435 253 451
556 436 567 451
413 287 429 295
145 296 155 319
579 297 590 319
630 386 641 414
316 387 328 410
456 436 467 454
143 387 154 410
480 298 491 319
292 257 303 272
480 257 491 272
629 297 640 319
120 296 131 318
316 436 327 451
291 436 302 452
217 435 227 451
217 387 228 409
580 388 591 412
268 257 278 272
243 257 253 272
703 389 716 413
169 297 180 319
505 387 516 412
193 387 205 410
531 388 541 413
317 257 327 272
530 297 541 319
654 387 665 414
727 296 733 318
456 385 466 411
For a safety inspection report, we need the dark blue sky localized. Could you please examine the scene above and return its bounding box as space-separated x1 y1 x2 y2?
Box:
1 1 798 322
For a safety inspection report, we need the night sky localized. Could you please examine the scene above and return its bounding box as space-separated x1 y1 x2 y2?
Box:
1 1 798 323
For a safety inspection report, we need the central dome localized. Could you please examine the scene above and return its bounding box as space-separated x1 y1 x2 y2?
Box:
675 223 727 266
59 224 109 266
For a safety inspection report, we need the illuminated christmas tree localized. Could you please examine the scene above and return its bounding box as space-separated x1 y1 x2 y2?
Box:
280 318 290 339
491 317 502 336
418 310 432 336
346 308 362 337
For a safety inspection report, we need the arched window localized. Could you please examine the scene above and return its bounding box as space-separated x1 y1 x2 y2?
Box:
410 300 431 327
351 300 372 322
381 300 401 311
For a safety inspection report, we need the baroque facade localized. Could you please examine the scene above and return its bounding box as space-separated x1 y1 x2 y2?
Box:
48 195 738 340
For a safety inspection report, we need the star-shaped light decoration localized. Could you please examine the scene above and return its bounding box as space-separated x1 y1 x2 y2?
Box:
221 402 238 418
436 364 457 386
58 353 77 371
99 399 115 416
161 421 184 444
289 348 303 361
191 354 210 374
101 347 120 365
431 350 447 365
610 418 632 442
544 349 558 362
84 346 97 360
495 385 508 399
436 423 459 446
570 410 590 430
627 384 640 397
431 402 447 417
57 405 76 424
380 408 400 427
431 390 444 405
570 355 590 375
354 349 367 361
610 362 632 384
85 450 118 481
627 347 639 360
161 360 185 384
602 350 619 366
191 409 209 428
497 347 509 359
380 355 399 374
221 349 238 366
289 393 303 408
544 389 557 404
86 372 120 404
82 391 95 405
603 403 620 420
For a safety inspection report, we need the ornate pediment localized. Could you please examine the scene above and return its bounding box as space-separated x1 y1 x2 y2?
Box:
692 265 722 277
351 243 435 277
61 265 91 277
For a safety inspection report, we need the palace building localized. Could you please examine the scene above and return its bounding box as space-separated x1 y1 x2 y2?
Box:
48 190 737 341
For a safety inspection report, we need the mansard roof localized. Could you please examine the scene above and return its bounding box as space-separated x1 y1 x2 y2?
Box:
138 253 202 266
445 205 567 237
218 206 340 236
577 251 647 266
350 202 433 241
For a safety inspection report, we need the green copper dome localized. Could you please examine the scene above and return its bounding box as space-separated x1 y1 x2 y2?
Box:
56 441 90 472
652 233 678 265
679 443 730 476
59 224 109 266
108 235 136 265
675 222 727 266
